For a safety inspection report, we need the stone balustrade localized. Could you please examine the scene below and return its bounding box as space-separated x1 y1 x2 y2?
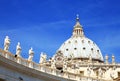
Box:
0 49 110 81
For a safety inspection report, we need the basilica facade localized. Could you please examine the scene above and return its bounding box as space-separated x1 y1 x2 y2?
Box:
0 16 120 81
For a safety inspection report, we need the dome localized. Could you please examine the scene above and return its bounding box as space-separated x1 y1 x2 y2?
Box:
58 37 103 61
56 15 104 62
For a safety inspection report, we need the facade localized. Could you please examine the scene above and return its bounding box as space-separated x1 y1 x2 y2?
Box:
0 16 120 81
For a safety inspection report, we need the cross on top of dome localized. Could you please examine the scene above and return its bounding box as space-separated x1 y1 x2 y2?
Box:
76 14 79 21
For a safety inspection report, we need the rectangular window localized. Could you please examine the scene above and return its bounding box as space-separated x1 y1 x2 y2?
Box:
80 71 84 76
118 72 120 77
96 71 99 76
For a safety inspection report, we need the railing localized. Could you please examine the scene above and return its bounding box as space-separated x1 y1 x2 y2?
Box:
0 49 110 81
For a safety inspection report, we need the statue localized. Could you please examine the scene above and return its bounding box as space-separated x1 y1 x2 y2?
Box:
89 54 92 63
28 47 34 61
105 54 109 64
110 66 117 79
63 61 67 71
87 66 91 77
112 55 115 64
16 42 21 57
70 53 74 58
51 58 56 69
4 36 10 51
98 68 103 78
39 52 47 64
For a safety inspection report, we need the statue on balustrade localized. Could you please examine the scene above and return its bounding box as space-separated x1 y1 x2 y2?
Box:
51 58 56 69
40 52 47 64
28 47 34 61
16 42 21 57
4 36 10 51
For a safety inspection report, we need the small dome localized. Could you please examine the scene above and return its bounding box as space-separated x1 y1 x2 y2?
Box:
55 15 104 62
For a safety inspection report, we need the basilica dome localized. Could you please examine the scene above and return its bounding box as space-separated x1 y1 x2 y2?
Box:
56 16 104 62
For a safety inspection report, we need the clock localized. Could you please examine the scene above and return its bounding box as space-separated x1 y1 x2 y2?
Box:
55 50 63 62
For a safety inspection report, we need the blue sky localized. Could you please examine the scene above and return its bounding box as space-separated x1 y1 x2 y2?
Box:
0 0 120 63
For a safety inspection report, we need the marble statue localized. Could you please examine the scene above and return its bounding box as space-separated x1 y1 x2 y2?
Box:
98 68 103 78
4 36 10 51
63 61 67 71
105 55 109 64
110 69 115 79
51 58 56 69
89 54 92 63
39 52 47 64
112 55 115 64
28 47 34 61
16 42 21 57
87 66 91 77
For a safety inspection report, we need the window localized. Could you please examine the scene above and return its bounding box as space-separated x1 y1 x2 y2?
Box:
66 49 68 51
80 71 84 76
19 77 23 81
97 50 99 54
91 48 93 51
82 40 84 43
83 47 86 50
68 41 71 43
88 41 90 44
96 71 99 76
74 48 77 50
91 48 93 53
75 40 77 43
118 72 120 77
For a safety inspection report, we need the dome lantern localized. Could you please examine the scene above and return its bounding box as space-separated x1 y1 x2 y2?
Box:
72 14 84 37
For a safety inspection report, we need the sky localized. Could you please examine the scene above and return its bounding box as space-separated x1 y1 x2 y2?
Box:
0 0 120 63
